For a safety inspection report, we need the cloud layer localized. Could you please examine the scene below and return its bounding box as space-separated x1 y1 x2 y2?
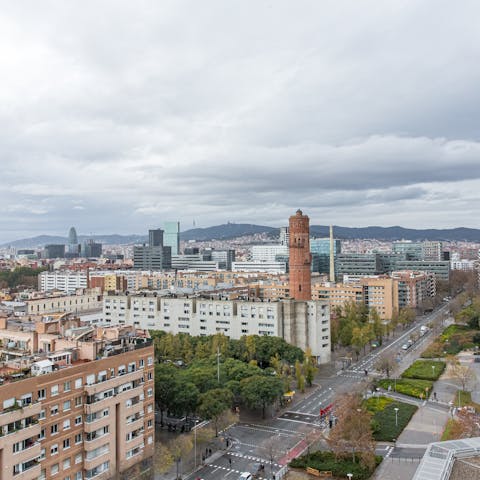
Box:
1 1 480 241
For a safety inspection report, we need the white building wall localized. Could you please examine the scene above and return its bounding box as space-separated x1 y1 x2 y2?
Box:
251 245 289 262
103 295 331 363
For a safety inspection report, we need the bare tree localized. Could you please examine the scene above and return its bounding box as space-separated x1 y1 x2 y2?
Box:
375 352 396 378
326 392 376 469
449 359 476 392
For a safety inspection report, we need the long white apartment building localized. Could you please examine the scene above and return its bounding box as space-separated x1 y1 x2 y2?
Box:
103 294 331 364
38 271 88 293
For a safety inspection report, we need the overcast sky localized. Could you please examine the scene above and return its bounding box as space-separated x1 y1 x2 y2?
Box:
1 1 480 242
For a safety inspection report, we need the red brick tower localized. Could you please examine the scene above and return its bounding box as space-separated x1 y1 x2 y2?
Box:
289 209 312 300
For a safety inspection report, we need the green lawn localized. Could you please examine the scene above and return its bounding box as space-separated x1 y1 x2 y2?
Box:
401 360 446 381
378 378 433 399
364 396 417 442
290 451 382 480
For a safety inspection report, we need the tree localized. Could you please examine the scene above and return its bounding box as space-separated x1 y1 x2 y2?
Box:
304 347 317 387
171 379 200 418
370 308 384 342
198 388 233 436
398 308 416 328
446 409 480 439
295 360 304 391
240 375 284 419
326 392 376 469
154 363 178 424
449 359 476 392
375 352 396 379
169 434 193 479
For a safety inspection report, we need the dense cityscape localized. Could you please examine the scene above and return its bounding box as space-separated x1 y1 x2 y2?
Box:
0 210 479 480
2 2 480 480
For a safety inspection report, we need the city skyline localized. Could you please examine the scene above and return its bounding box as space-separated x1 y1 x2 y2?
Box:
2 2 480 241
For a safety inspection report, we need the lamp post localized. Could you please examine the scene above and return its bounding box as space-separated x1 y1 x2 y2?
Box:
193 419 199 469
376 387 380 407
394 407 399 427
216 346 221 383
432 365 435 378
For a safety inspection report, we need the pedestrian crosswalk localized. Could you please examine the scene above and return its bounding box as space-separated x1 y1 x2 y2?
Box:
227 451 282 468
206 463 271 480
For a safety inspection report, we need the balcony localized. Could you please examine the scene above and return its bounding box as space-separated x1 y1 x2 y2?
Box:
0 403 41 423
84 369 144 396
12 459 41 480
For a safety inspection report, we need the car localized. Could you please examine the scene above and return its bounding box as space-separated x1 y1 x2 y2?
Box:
239 473 253 480
371 341 379 348
401 344 409 350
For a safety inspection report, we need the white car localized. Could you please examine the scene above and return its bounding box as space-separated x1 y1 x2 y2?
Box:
239 473 253 480
401 344 409 350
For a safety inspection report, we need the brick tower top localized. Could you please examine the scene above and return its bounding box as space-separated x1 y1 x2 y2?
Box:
289 209 312 300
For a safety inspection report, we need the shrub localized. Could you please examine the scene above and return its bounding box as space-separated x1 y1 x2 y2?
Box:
364 397 417 441
289 451 382 480
401 360 446 381
378 378 433 399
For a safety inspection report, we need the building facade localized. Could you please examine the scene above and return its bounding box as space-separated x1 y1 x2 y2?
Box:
39 272 88 294
103 295 331 363
0 318 154 480
163 222 180 256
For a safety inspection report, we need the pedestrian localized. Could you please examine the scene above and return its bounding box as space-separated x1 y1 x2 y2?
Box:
205 448 208 457
228 458 232 466
209 448 212 456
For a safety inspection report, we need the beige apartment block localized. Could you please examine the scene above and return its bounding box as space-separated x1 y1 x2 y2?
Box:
25 289 103 316
359 276 399 320
0 316 154 480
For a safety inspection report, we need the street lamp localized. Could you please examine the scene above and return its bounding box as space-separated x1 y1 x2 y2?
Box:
432 365 436 377
376 387 380 407
394 407 399 427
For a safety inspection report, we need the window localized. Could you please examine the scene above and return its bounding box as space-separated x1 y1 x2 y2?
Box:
139 359 144 368
51 464 59 475
63 458 70 470
147 404 153 413
75 433 82 444
38 428 46 440
147 419 153 428
75 378 82 389
51 444 59 455
63 400 71 411
75 472 82 480
75 415 82 426
63 438 70 449
63 419 70 430
51 404 59 416
38 388 46 400
148 435 153 445
147 356 153 366
51 423 59 435
39 448 46 460
86 374 95 386
75 396 82 407
75 453 82 464
64 381 71 392
148 371 153 380
51 384 59 396
147 388 153 398
39 409 46 420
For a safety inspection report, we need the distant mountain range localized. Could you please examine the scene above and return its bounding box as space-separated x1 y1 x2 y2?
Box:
2 224 480 248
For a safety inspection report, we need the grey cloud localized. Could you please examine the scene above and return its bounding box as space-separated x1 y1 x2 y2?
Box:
1 1 480 241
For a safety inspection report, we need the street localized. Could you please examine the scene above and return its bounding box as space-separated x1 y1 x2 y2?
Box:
180 302 451 480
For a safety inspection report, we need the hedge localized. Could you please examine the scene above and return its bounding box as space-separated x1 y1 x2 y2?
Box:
401 360 446 381
378 378 433 399
290 451 382 480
